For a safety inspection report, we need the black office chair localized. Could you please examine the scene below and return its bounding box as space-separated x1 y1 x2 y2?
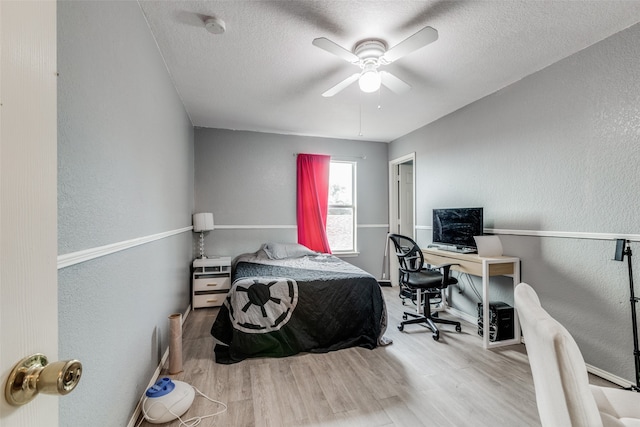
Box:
388 234 462 341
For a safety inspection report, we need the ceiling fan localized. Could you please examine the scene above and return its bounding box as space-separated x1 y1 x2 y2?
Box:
312 25 438 97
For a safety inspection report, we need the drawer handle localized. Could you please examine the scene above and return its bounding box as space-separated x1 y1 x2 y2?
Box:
206 299 219 303
207 283 219 287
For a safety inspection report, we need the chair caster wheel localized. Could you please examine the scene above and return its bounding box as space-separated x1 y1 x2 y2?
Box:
402 314 408 320
432 332 440 341
432 312 439 318
456 325 462 332
398 324 404 331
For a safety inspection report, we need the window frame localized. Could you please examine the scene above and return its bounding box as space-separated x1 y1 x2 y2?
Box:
327 160 358 255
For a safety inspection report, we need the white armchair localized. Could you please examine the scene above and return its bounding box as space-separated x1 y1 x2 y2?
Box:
515 282 640 427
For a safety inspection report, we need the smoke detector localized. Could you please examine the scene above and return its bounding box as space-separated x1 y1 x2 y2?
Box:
204 17 225 35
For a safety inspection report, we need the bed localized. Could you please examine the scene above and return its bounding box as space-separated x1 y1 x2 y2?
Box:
210 242 390 364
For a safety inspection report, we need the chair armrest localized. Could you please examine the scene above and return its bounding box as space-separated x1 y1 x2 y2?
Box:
427 262 460 270
424 263 459 286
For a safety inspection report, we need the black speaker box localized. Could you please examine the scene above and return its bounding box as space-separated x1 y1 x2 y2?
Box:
614 239 626 261
477 301 514 342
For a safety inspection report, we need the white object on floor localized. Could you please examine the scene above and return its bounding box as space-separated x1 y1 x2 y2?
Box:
142 378 195 424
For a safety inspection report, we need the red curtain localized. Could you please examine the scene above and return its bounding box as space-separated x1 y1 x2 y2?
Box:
296 154 332 253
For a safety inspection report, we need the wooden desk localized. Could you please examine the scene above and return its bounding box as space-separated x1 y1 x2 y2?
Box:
422 248 521 349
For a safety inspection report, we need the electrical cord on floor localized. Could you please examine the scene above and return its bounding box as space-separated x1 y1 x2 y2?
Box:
135 386 227 427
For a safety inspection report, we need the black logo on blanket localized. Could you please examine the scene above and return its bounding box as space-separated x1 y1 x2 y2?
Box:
227 277 298 333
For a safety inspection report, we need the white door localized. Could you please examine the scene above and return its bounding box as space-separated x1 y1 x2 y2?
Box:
0 1 59 425
398 163 414 237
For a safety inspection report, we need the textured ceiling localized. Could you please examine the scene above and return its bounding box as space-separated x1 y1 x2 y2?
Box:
139 1 640 142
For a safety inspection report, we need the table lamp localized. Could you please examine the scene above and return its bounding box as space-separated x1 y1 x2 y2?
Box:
193 213 214 259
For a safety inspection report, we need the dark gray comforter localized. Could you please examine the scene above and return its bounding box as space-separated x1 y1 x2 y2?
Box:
210 251 388 363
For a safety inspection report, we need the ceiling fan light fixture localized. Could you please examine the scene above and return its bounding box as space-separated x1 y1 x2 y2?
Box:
313 26 437 97
359 68 381 93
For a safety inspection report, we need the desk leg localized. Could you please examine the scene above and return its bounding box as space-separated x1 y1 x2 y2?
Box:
485 259 522 349
513 261 521 344
482 260 490 349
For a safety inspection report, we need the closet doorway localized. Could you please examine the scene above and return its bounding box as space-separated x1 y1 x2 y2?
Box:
388 153 415 286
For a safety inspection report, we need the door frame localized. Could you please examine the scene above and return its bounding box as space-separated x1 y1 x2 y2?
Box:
389 152 416 238
388 153 416 287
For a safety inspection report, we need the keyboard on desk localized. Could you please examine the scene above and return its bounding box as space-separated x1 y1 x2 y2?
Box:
429 245 477 254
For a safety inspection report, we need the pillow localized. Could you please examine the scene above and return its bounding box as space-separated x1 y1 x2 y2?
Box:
262 242 317 260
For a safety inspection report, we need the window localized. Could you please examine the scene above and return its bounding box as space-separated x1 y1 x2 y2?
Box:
327 161 356 253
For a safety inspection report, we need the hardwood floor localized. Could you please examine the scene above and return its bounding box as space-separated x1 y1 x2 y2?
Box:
137 286 610 427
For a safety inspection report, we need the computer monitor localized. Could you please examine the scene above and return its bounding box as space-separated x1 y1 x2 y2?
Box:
432 207 484 249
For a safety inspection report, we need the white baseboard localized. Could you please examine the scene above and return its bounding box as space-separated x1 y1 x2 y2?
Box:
586 363 634 388
445 306 477 325
126 305 191 427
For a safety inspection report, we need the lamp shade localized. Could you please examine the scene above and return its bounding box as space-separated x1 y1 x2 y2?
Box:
193 213 214 232
358 65 381 93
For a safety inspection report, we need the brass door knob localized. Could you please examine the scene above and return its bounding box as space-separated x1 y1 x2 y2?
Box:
5 353 82 406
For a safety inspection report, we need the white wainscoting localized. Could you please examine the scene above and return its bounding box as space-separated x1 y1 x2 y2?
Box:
57 227 192 269
57 224 390 269
416 226 640 242
60 225 633 271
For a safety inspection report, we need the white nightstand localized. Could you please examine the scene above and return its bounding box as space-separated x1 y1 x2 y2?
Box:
192 257 232 309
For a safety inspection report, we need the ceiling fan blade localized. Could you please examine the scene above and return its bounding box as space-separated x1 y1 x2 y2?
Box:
382 26 438 63
312 37 359 63
380 71 411 94
322 73 360 97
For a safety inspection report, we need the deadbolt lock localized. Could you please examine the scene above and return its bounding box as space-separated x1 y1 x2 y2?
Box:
5 353 82 406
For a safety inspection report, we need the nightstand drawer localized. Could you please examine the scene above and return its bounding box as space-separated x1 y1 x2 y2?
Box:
193 293 227 308
192 256 231 309
193 276 231 292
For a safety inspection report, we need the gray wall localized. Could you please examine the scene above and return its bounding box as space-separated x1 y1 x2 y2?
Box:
389 23 640 382
194 128 388 276
57 2 194 426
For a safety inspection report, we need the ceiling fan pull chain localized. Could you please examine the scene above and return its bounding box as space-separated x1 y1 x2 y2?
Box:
358 92 363 137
